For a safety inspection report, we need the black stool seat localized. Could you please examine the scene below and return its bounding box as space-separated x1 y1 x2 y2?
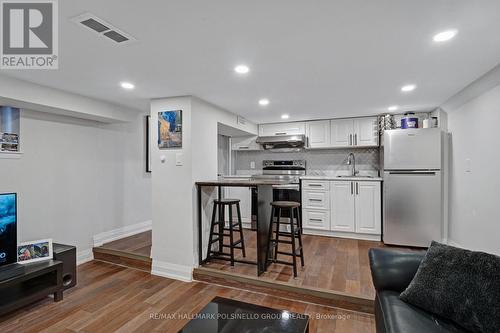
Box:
266 201 305 278
207 198 246 266
270 201 300 208
214 198 241 204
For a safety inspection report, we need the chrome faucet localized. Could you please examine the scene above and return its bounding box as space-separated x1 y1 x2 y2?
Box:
346 153 358 176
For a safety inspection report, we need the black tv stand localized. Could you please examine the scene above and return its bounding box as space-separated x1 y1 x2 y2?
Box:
0 263 25 281
0 260 63 316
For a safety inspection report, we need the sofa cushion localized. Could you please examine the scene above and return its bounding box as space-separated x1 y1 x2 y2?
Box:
377 291 467 333
400 241 500 333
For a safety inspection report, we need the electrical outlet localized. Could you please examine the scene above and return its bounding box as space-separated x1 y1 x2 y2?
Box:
250 161 255 169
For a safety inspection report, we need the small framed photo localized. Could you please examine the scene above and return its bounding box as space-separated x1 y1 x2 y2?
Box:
158 110 182 149
17 239 53 264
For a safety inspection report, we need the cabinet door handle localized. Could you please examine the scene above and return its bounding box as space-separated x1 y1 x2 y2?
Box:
308 184 322 187
351 182 354 195
275 132 287 136
239 146 249 149
348 134 352 146
355 134 358 146
356 182 359 195
309 198 322 202
310 218 323 222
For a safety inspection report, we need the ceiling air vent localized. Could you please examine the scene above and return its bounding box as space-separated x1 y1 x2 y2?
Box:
71 13 136 44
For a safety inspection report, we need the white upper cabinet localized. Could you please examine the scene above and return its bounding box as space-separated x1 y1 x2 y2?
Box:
259 122 305 136
305 120 331 148
355 181 381 234
330 119 354 148
326 117 378 148
354 117 379 147
231 136 261 151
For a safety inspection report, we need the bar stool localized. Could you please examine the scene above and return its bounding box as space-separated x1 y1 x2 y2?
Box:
206 198 246 266
267 201 305 278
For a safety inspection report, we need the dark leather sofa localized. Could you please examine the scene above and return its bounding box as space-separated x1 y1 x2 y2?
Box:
368 248 468 333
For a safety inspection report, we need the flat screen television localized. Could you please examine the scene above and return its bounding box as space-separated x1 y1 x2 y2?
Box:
0 193 17 267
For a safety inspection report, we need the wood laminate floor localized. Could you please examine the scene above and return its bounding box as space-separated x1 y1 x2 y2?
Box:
0 261 375 333
204 229 385 299
101 230 152 257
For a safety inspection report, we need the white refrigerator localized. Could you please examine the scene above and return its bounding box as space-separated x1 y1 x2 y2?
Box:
382 128 446 247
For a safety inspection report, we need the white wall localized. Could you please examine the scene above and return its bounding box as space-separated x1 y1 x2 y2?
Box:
0 110 152 261
150 96 257 281
0 75 138 123
445 84 500 255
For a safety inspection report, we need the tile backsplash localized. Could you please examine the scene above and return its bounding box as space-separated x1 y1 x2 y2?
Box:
234 148 380 177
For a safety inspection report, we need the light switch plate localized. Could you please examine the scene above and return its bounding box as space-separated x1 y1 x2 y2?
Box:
465 158 471 173
176 153 183 166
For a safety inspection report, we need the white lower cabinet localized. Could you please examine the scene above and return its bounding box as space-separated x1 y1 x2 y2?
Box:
225 187 252 225
355 182 382 234
302 180 381 240
330 181 355 232
303 209 330 230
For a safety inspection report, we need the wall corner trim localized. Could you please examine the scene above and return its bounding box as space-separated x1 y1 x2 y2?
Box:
151 260 193 282
447 239 463 249
77 248 94 266
93 220 152 247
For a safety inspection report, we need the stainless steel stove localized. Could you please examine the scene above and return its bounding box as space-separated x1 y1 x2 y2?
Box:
250 160 306 229
251 160 306 184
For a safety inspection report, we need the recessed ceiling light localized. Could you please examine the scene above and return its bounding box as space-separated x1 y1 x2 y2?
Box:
120 81 135 90
433 30 458 42
234 65 250 74
401 84 416 92
281 114 289 120
388 105 398 111
258 99 270 106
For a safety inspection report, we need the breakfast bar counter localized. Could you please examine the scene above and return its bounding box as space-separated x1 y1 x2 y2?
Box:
196 179 292 275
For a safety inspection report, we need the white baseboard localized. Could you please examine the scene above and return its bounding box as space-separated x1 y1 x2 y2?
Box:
93 220 152 247
303 228 381 241
151 260 192 282
447 239 463 248
77 248 94 266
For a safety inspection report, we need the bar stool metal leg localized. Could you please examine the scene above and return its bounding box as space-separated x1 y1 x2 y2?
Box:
289 207 298 278
295 207 305 267
274 207 281 261
217 203 225 256
236 202 246 258
206 201 218 260
266 205 275 260
228 204 234 266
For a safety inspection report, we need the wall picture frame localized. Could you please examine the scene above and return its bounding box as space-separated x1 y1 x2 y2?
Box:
158 110 182 149
17 239 53 264
146 115 152 173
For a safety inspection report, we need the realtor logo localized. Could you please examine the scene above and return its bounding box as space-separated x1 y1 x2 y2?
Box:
0 0 58 69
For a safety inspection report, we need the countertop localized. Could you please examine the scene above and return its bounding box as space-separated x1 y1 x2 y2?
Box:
196 179 293 186
301 175 383 181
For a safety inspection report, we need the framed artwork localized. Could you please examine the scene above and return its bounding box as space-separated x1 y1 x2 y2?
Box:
17 239 53 264
145 115 152 173
158 110 182 149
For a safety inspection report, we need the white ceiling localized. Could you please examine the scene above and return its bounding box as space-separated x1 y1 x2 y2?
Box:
3 0 500 123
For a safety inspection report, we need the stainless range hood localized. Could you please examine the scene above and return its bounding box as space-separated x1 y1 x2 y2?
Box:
256 134 306 151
